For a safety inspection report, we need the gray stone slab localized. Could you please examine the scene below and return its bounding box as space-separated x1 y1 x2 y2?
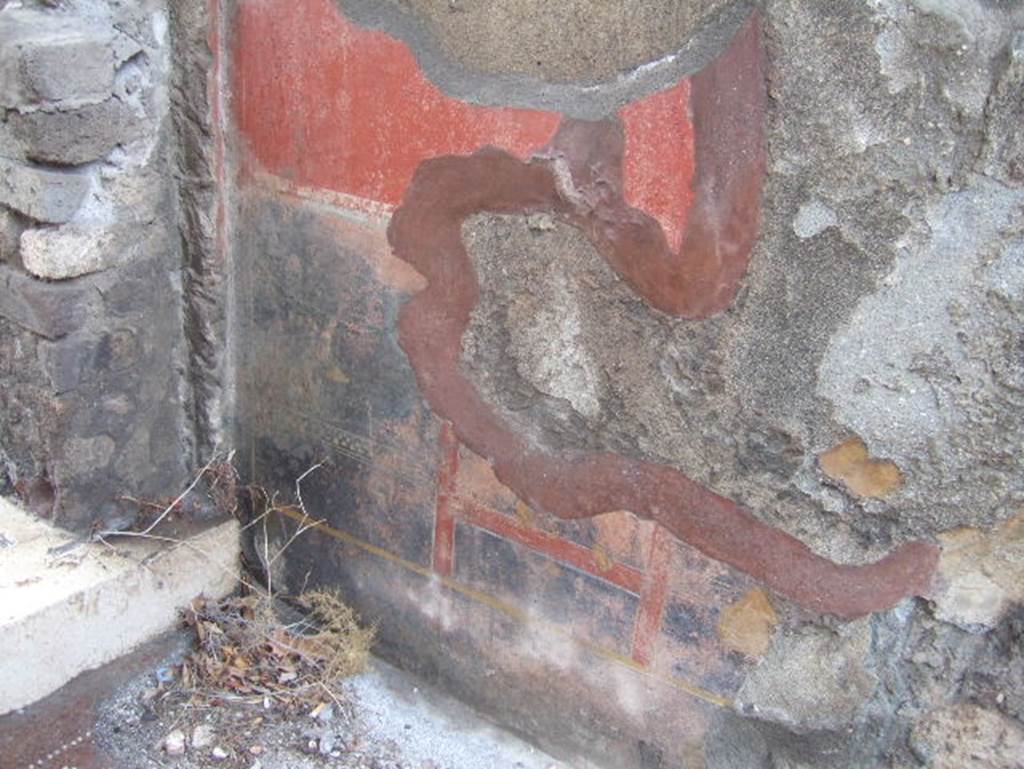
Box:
0 157 90 224
0 7 113 109
0 263 92 339
10 100 138 166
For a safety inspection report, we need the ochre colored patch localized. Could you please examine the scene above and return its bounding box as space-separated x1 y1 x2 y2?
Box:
326 366 350 384
937 510 1024 601
514 500 535 528
716 588 778 659
592 543 614 573
819 437 904 499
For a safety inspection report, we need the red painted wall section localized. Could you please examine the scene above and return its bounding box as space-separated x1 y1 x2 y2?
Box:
234 0 560 206
619 81 695 253
233 0 696 244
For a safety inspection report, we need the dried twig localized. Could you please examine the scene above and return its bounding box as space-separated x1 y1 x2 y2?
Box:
179 589 373 711
97 456 370 713
250 462 326 601
95 449 231 540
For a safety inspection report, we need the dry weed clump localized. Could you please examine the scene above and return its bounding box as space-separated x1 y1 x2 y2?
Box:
180 588 374 711
101 454 374 712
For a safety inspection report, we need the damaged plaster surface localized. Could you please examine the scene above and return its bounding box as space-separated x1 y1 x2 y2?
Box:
7 0 1021 765
381 0 1024 766
446 0 1024 574
724 0 1024 566
229 0 1024 766
389 15 944 618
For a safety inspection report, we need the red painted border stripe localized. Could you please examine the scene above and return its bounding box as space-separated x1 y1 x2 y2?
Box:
631 524 673 666
431 422 460 576
457 499 645 595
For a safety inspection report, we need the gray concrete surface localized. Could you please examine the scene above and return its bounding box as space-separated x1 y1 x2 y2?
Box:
0 495 238 715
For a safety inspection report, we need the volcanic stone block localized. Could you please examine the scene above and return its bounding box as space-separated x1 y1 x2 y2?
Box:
20 225 133 280
0 7 114 109
10 100 137 165
2 244 190 534
0 264 92 339
0 158 89 224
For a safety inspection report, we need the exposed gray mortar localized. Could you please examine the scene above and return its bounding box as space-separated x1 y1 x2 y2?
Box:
723 0 1024 554
335 0 757 120
462 213 649 458
818 181 1024 537
979 27 1024 184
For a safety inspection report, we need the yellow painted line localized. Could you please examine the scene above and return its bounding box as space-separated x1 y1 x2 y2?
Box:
276 506 731 708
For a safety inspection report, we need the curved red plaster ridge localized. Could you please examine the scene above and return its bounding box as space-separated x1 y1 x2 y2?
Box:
388 16 940 617
553 16 766 318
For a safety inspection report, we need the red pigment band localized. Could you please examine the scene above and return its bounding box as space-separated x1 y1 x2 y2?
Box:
388 15 939 617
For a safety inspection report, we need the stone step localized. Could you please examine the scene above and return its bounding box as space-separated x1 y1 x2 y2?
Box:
0 495 238 716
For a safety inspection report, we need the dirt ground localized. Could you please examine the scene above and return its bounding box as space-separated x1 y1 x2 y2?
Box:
94 644 567 769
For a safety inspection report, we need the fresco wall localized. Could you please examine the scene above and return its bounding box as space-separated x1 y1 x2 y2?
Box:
230 1 1024 767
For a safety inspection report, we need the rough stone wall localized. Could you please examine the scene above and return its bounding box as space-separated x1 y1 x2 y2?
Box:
225 1 1023 767
0 0 221 533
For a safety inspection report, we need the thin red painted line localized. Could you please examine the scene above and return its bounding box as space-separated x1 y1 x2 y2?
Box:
456 499 645 594
431 422 459 576
631 524 673 666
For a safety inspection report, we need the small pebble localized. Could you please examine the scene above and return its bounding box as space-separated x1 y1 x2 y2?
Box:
249 745 264 756
163 730 186 757
319 734 336 755
211 747 229 761
191 724 215 750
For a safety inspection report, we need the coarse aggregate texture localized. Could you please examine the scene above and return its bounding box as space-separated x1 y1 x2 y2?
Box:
372 1 1024 764
458 0 1024 569
335 0 756 118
